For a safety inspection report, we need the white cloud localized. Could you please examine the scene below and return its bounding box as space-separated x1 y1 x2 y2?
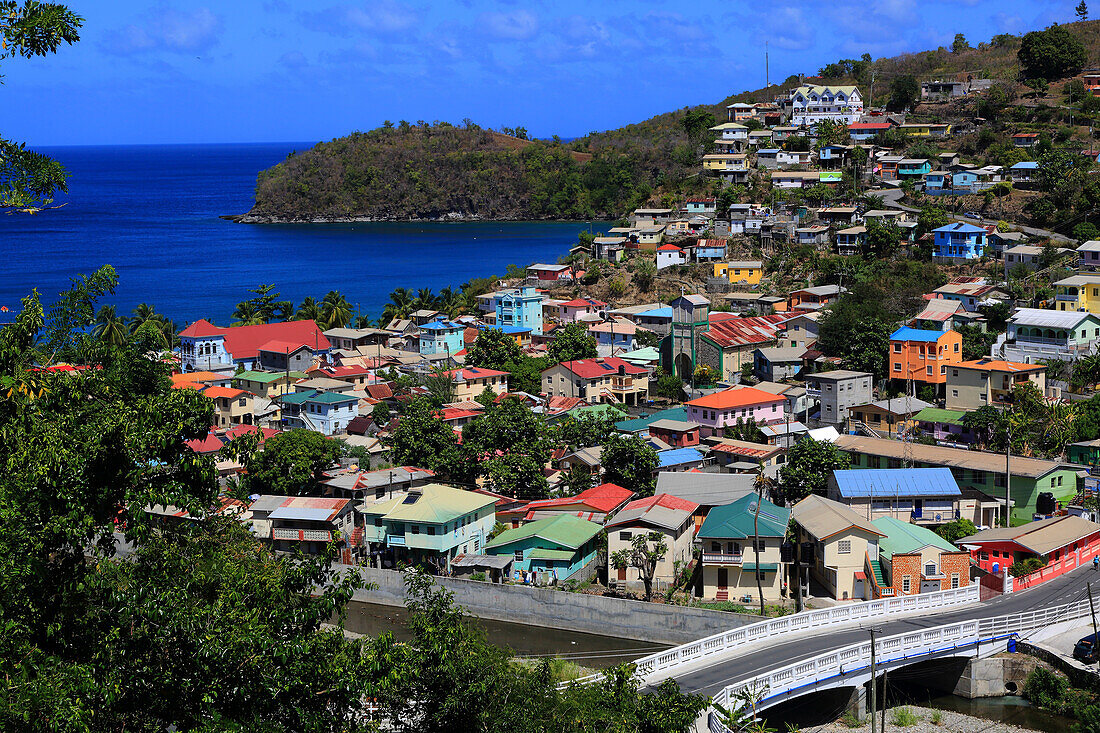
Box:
103 7 222 55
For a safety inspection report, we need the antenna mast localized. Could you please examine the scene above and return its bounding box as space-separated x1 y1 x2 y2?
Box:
766 41 770 91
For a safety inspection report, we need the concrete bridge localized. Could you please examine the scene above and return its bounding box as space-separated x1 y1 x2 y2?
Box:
589 565 1098 730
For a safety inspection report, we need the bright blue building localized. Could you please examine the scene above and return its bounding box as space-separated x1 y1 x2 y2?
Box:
419 317 465 356
932 222 987 260
496 286 544 335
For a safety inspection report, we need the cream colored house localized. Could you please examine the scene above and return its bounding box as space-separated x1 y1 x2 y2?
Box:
945 358 1046 411
791 494 885 601
697 494 790 603
445 366 510 401
541 357 650 406
605 493 699 592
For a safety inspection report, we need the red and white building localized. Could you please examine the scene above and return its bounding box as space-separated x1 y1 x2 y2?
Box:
557 297 609 323
500 483 635 526
526 263 574 283
959 515 1100 592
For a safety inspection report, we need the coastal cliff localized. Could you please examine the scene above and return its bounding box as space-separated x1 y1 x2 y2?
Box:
244 125 660 223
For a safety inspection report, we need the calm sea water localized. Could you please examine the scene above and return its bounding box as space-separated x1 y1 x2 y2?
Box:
3 143 599 326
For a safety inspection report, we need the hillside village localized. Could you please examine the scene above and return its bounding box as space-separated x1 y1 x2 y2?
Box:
147 23 1100 618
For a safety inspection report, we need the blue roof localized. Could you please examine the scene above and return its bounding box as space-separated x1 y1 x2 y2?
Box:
932 222 987 234
485 325 531 335
889 326 946 343
421 319 462 331
833 468 961 499
757 148 780 154
637 306 673 318
1011 161 1039 169
616 407 688 433
656 447 704 468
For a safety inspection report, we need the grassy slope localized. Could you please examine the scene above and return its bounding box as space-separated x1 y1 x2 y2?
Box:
249 20 1100 221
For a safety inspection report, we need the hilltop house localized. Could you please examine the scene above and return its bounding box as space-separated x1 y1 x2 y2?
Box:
278 390 358 435
496 286 544 335
789 85 863 126
1054 274 1100 312
932 223 987 260
888 327 962 388
713 260 764 286
419 317 465 356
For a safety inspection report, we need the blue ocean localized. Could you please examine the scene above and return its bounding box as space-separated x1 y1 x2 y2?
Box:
4 143 598 326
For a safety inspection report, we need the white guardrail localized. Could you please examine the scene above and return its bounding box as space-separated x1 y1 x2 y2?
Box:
708 595 1095 732
567 584 979 688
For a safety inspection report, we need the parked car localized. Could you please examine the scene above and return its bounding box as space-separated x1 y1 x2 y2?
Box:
1073 633 1100 663
964 212 981 220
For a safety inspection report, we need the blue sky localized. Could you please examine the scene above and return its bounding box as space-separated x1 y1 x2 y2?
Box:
3 0 1080 145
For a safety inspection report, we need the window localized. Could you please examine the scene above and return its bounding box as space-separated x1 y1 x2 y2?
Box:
514 550 523 562
620 531 632 541
427 526 435 536
926 366 933 376
951 574 960 589
979 551 989 561
941 365 947 375
952 369 958 377
954 342 960 353
838 540 851 554
894 363 901 372
925 563 937 576
410 525 419 535
902 576 911 593
893 344 901 353
952 390 959 398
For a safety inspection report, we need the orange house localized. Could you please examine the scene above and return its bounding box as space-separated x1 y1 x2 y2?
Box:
888 327 962 386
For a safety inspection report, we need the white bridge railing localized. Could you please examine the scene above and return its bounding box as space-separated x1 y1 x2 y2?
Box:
709 595 1094 732
568 583 979 688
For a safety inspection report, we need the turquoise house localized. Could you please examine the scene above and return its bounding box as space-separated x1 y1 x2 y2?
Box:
897 159 932 179
419 317 465 356
497 286 544 335
485 514 602 579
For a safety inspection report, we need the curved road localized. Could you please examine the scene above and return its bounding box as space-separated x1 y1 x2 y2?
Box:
667 565 1096 697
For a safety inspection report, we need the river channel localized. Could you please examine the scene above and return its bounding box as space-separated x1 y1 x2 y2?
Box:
342 601 670 668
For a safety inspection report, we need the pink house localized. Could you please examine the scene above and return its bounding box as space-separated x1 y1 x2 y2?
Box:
558 298 609 323
526 263 573 283
685 387 786 436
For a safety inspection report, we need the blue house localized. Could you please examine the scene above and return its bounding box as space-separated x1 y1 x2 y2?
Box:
278 390 359 436
951 171 978 190
695 240 728 261
484 514 602 581
933 222 987 260
827 467 963 526
924 172 948 191
419 317 465 356
497 286 544 335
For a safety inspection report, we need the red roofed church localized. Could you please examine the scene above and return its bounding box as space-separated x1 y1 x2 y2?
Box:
178 319 330 375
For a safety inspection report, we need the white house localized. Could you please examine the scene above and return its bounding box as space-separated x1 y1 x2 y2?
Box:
789 85 864 126
656 244 688 270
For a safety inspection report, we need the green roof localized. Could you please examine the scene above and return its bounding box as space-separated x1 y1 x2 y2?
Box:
372 484 496 524
914 407 969 426
527 548 577 561
569 403 627 419
278 391 312 404
697 494 790 540
485 514 602 551
872 516 958 560
616 407 689 433
619 347 661 362
279 390 356 405
235 370 307 383
741 562 779 571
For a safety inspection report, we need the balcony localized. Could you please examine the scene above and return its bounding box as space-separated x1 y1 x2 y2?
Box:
272 527 332 542
702 552 743 565
1055 294 1079 302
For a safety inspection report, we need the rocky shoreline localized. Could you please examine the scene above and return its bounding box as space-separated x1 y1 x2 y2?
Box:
221 212 602 224
803 704 1042 733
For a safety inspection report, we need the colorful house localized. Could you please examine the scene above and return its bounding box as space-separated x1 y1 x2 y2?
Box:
497 286 544 335
526 263 573 283
485 514 603 581
848 121 892 141
788 84 864 126
685 387 786 437
897 158 932 179
506 483 634 525
791 494 885 601
233 370 307 400
888 327 963 386
1053 274 1100 313
656 243 688 270
178 319 330 375
713 260 764 285
419 317 465 356
698 494 791 603
959 515 1100 591
932 223 987 260
872 516 971 595
541 357 649 406
278 390 358 435
914 407 980 447
587 317 637 357
440 366 510 401
1002 308 1100 364
361 483 498 569
647 419 701 448
827 468 963 527
558 297 608 323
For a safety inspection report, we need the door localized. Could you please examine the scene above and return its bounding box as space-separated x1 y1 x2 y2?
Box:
913 499 923 519
617 567 627 581
716 568 728 601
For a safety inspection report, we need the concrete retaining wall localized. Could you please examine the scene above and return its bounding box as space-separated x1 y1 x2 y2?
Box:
344 564 760 645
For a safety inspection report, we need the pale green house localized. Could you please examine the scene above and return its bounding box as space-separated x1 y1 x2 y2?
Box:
485 514 602 581
360 483 497 570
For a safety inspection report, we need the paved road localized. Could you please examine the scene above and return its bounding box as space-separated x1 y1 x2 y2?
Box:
668 565 1098 697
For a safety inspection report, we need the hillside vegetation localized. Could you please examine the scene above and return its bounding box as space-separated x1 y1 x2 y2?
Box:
248 19 1100 223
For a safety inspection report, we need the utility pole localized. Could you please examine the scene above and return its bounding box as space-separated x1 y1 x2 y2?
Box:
1005 424 1013 527
880 666 888 732
1089 582 1099 654
869 627 879 733
765 41 770 91
754 473 765 616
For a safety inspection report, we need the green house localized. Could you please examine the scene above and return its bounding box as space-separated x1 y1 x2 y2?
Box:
1069 439 1100 469
485 514 602 580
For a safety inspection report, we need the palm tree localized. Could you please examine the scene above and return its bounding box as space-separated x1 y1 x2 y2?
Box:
354 314 374 328
388 288 413 319
128 302 161 333
94 305 128 347
295 297 323 324
231 301 264 326
412 287 437 314
321 290 353 329
438 287 469 317
272 300 295 322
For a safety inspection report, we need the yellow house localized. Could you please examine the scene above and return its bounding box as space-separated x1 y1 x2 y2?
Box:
702 153 748 172
899 123 951 138
203 386 255 428
1054 274 1100 312
713 260 764 285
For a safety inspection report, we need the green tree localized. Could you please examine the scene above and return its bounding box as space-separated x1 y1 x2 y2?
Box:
1018 25 1088 81
295 296 323 324
778 438 850 504
0 1 82 212
555 409 622 448
817 305 893 380
680 108 716 147
384 397 471 481
465 327 523 369
888 75 920 111
611 531 669 601
424 365 457 406
952 33 970 53
372 400 392 425
245 428 344 496
935 518 978 543
862 218 903 258
560 464 595 496
652 368 684 400
632 256 656 292
601 433 659 496
320 289 353 329
958 324 998 360
1078 0 1089 20
547 322 598 363
916 205 950 236
1074 222 1100 242
93 304 129 347
463 398 553 498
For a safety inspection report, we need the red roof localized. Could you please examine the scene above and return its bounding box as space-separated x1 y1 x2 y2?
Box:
620 493 699 514
522 482 634 515
202 386 248 400
848 122 892 130
257 339 312 354
559 298 608 308
545 395 588 414
223 424 280 443
365 383 394 400
556 357 647 379
703 315 787 348
686 386 786 410
446 367 510 380
657 244 683 252
185 432 224 454
178 319 330 361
